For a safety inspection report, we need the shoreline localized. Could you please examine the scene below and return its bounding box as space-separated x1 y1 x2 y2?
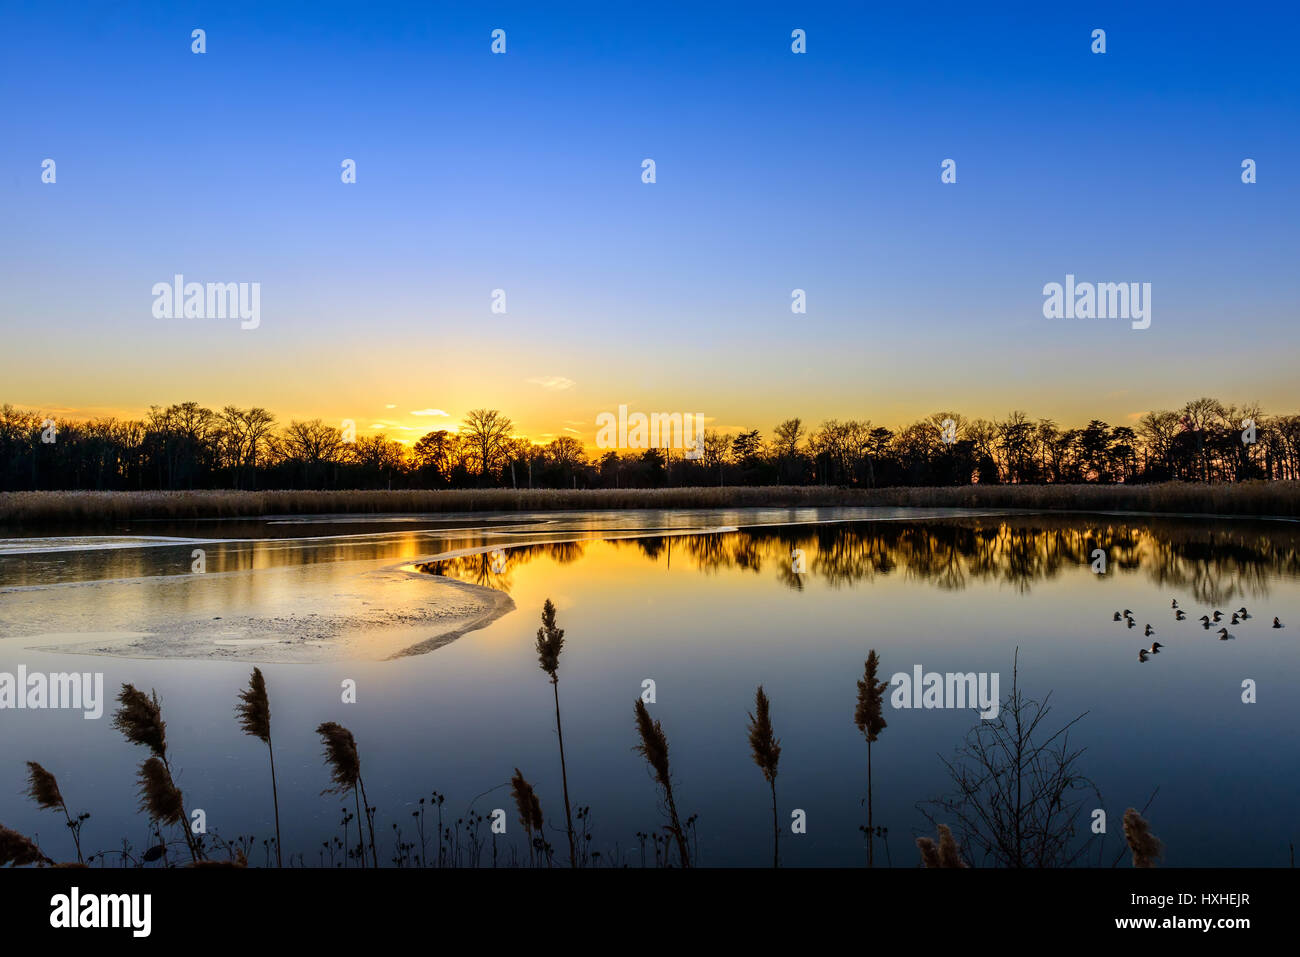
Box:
5 481 1300 526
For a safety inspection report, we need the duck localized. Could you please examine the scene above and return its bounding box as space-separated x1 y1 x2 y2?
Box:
1148 641 1163 654
1127 618 1137 629
1199 615 1211 624
1175 609 1186 620
1231 613 1240 625
1123 609 1134 619
1171 599 1179 609
1113 611 1123 621
1274 617 1284 628
1216 628 1234 641
1144 624 1155 636
1212 611 1223 622
1237 607 1250 619
1138 648 1150 662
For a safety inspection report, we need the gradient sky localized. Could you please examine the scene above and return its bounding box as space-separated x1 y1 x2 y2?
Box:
2 1 1297 446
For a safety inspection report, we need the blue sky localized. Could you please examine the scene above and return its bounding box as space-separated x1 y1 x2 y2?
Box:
2 1 1297 440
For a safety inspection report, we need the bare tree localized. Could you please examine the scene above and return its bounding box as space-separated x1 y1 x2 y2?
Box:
460 409 514 480
919 651 1102 867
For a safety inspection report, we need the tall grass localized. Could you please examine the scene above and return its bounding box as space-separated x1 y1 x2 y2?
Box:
235 667 282 867
534 598 578 867
745 686 782 868
23 762 87 864
111 684 202 863
632 699 691 868
855 650 888 868
315 721 378 868
6 480 1300 526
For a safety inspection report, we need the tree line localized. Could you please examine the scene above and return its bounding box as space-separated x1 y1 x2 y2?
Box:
2 397 1298 492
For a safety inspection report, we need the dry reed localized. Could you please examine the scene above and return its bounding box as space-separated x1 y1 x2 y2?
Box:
1123 808 1163 867
746 685 781 867
633 699 691 867
7 481 1300 527
236 667 282 867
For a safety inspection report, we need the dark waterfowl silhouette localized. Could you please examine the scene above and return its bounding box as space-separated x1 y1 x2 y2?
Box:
1217 628 1235 641
1237 607 1251 619
1171 599 1179 609
1144 624 1155 636
1138 648 1150 662
1274 617 1285 629
1113 611 1123 621
1212 611 1223 622
1175 609 1186 620
1148 641 1163 654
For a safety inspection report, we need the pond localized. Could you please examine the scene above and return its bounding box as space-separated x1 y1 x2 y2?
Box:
1 508 1296 867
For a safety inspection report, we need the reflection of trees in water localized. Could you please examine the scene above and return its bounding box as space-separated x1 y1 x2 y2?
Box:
416 518 1300 603
416 539 588 591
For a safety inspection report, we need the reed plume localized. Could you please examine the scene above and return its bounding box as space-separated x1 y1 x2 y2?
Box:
24 761 84 864
633 698 691 867
855 649 889 867
535 598 578 867
0 824 52 867
316 721 377 867
510 768 545 866
137 756 185 825
113 684 201 862
916 824 967 868
112 684 167 757
1123 808 1163 868
746 685 782 867
236 667 282 867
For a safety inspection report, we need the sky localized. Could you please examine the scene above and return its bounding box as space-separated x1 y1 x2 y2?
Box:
2 1 1297 446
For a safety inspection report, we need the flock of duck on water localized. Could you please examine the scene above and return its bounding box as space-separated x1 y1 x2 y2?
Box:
1115 601 1285 661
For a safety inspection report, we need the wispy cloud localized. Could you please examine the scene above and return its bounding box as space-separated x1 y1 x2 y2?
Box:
411 408 449 417
527 376 576 391
563 427 581 434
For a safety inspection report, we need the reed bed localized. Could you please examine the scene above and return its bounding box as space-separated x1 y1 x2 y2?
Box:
5 481 1300 526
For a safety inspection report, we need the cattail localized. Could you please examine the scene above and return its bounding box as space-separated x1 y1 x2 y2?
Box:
917 824 967 868
136 756 185 826
235 667 271 742
855 650 889 868
24 762 64 811
1123 808 1163 868
0 824 52 867
633 699 691 867
535 599 577 867
746 685 782 867
236 668 281 867
112 684 167 757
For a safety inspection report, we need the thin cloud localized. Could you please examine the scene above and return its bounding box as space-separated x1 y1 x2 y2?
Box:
411 408 449 417
527 376 576 391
